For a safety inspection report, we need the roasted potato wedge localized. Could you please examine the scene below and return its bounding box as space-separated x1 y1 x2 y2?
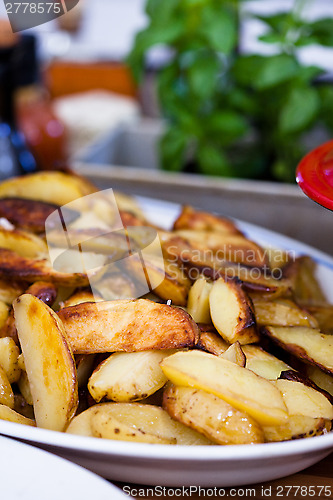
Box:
17 370 33 406
0 279 26 305
88 350 175 402
58 299 199 354
160 350 288 426
0 337 20 383
243 345 292 380
13 294 78 431
163 384 264 445
306 365 333 398
209 277 258 344
283 256 327 306
187 277 212 323
0 403 35 426
220 342 246 367
0 228 48 258
0 300 9 330
263 415 331 442
305 305 333 334
261 326 333 375
89 403 212 445
196 328 230 356
253 298 318 328
0 197 63 233
173 206 241 234
0 365 14 408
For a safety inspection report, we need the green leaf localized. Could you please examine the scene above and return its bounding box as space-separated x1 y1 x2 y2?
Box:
160 127 188 172
296 66 323 84
145 0 179 23
253 55 299 90
207 111 248 143
255 12 291 34
228 88 258 114
197 144 232 176
309 19 333 47
187 55 220 99
232 55 266 86
318 86 333 131
259 33 284 45
200 5 237 54
279 87 320 134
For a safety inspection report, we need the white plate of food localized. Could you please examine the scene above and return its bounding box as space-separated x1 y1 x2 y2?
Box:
0 171 332 487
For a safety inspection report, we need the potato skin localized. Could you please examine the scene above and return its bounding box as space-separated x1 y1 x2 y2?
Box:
163 384 264 445
58 299 199 354
0 197 60 233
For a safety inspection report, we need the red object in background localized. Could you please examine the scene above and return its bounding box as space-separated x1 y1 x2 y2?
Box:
296 140 333 211
16 92 68 171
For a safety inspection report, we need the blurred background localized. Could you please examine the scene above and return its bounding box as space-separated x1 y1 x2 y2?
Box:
0 0 333 251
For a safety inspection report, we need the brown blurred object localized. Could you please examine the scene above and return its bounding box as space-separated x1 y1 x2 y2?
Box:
46 62 137 99
0 19 18 48
57 0 84 33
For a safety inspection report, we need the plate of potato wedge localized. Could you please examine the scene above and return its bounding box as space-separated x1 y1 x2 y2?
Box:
0 171 333 487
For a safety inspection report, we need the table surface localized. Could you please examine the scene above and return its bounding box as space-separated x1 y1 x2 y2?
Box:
114 452 333 499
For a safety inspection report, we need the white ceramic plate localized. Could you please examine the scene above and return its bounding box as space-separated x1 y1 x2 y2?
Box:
0 435 129 499
0 197 333 487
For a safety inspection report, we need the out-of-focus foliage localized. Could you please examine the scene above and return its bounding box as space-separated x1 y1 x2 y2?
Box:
128 0 333 182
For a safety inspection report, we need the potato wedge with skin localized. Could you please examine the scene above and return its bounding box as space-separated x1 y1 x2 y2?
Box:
62 289 103 308
263 416 331 442
58 299 199 354
220 342 246 367
0 279 26 305
0 300 9 330
89 403 212 445
88 350 175 403
18 370 33 406
160 350 288 426
283 256 327 306
273 379 333 419
66 405 97 436
261 326 333 375
209 277 258 345
307 365 333 398
196 328 230 356
76 354 96 388
163 384 264 445
0 337 20 383
13 294 78 431
0 403 35 426
253 299 318 328
243 345 292 380
173 206 241 235
187 277 212 323
0 228 48 258
0 171 96 205
306 305 333 334
0 365 14 408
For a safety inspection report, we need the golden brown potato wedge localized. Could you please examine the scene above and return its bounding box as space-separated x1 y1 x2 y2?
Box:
62 289 102 308
0 171 96 205
253 298 318 328
163 384 264 445
173 206 241 235
305 305 333 334
0 403 35 426
263 416 331 442
283 256 327 306
0 365 14 408
220 342 246 367
58 299 199 354
17 370 33 406
160 350 288 426
273 379 333 419
66 405 97 436
76 354 96 388
88 350 175 402
196 328 230 356
209 277 258 344
243 345 292 380
92 272 137 301
0 279 26 305
187 277 212 323
0 337 20 383
13 294 78 431
0 228 48 258
264 247 291 271
0 300 9 330
306 365 333 398
261 326 333 375
89 403 212 445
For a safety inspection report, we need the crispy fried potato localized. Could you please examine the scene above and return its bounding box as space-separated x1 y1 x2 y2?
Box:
13 294 78 431
196 329 230 356
0 365 14 408
160 350 288 426
0 197 63 233
263 416 331 442
163 384 264 445
243 345 292 380
0 171 96 205
209 277 258 344
283 256 327 306
0 337 20 383
273 379 333 419
187 277 212 323
173 206 241 235
261 326 333 375
62 289 102 308
220 342 246 367
0 228 48 258
58 299 199 354
88 350 175 403
0 404 35 426
253 298 318 328
89 403 212 445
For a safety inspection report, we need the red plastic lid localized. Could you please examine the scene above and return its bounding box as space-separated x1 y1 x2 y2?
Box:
296 139 333 211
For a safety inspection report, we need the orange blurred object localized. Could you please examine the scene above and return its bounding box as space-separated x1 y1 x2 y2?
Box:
46 62 138 99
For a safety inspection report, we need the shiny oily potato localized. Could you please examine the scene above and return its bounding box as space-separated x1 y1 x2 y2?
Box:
263 415 331 442
0 280 25 305
196 329 230 356
17 370 33 406
273 379 333 420
209 277 258 345
243 345 292 381
306 365 333 398
0 301 9 330
0 228 48 259
13 294 78 431
88 350 175 403
253 299 318 328
160 350 288 426
163 384 264 445
220 342 246 367
0 337 21 383
89 403 212 445
0 403 35 426
0 365 14 408
187 277 212 323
